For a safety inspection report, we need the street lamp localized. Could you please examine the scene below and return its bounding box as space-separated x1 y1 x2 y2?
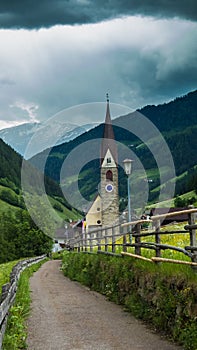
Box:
123 159 133 243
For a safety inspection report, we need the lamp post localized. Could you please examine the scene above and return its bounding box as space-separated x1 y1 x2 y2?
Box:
123 159 133 243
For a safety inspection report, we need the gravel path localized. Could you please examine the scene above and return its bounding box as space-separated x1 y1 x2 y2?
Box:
26 260 182 350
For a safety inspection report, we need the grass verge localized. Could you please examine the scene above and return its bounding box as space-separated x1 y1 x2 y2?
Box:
2 259 47 350
0 261 20 297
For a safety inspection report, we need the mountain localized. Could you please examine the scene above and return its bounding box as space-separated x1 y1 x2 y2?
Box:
0 138 83 264
0 138 23 188
0 138 80 221
138 89 197 132
0 122 41 156
29 90 197 209
56 123 98 145
0 121 98 158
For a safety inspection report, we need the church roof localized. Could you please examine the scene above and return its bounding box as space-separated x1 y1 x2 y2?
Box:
100 95 118 165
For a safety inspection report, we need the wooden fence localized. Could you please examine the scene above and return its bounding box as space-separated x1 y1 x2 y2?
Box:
0 255 46 349
67 208 197 266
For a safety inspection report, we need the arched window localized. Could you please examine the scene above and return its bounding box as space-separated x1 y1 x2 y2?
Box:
106 170 113 181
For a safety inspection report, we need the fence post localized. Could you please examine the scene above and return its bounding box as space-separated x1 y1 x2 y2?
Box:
188 210 197 263
83 229 87 252
104 228 108 252
123 233 127 252
89 231 93 252
97 229 102 252
81 232 84 252
112 226 116 253
77 240 80 252
135 223 141 255
155 219 161 258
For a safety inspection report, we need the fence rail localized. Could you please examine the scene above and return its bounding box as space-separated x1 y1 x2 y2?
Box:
0 255 46 349
67 208 197 266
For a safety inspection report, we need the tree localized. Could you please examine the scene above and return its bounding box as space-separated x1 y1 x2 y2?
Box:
0 209 53 263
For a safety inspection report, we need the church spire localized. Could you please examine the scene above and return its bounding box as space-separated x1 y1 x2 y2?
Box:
100 94 118 165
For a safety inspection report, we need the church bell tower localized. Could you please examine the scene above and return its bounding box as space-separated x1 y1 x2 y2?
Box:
100 94 119 227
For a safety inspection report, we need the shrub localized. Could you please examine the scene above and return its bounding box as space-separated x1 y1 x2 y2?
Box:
53 203 63 212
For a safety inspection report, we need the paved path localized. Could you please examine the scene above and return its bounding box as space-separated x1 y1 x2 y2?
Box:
27 260 182 350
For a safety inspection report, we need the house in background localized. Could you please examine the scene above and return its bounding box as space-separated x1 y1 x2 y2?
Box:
149 207 188 225
53 220 83 252
53 227 67 252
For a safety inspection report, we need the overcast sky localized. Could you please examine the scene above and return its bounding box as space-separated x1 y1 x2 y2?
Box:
0 0 196 129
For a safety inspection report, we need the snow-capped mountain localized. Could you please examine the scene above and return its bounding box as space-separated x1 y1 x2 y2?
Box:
0 121 97 158
0 123 41 156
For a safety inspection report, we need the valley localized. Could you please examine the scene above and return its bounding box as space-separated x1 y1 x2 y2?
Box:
0 89 196 263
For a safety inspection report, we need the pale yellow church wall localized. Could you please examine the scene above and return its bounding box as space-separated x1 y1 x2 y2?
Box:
86 195 102 229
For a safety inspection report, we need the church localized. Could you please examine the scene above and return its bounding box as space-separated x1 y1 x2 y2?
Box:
85 95 119 231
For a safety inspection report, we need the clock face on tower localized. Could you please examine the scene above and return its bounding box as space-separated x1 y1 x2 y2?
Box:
105 184 114 192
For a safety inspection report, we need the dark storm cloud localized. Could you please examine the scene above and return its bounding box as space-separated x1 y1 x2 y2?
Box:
0 0 196 29
0 16 195 123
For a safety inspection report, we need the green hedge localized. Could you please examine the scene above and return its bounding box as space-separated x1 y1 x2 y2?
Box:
62 252 197 350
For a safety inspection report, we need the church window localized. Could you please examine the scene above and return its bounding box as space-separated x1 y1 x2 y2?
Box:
97 220 101 224
107 157 111 164
106 170 113 181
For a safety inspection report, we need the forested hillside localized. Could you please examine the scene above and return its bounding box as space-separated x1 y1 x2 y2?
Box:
138 89 197 132
0 138 63 198
0 139 80 263
0 139 22 188
30 90 197 206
